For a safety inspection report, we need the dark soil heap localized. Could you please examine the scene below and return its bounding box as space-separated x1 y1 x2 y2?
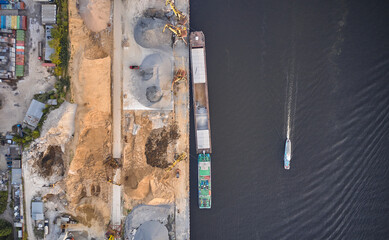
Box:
36 146 64 177
145 124 180 168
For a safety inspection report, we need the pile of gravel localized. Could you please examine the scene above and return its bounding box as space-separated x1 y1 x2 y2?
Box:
125 205 175 240
134 221 168 240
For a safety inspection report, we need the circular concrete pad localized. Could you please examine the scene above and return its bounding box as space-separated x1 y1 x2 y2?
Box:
134 221 169 240
130 53 172 108
146 86 163 103
134 17 172 49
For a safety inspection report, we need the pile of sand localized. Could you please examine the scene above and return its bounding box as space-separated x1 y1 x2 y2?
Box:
66 0 114 233
40 102 77 147
27 102 77 163
78 0 111 32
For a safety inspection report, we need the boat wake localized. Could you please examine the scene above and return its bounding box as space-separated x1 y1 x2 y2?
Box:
285 62 298 140
286 75 293 139
285 21 298 141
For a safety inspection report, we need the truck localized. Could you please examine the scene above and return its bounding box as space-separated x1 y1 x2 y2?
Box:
44 219 49 235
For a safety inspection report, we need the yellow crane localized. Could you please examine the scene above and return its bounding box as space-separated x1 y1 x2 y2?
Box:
163 24 188 44
165 152 187 172
165 0 188 25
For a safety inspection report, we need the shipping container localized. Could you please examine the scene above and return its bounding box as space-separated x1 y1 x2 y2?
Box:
0 15 27 30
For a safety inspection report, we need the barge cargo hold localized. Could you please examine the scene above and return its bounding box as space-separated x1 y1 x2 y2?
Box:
190 31 212 154
190 31 212 209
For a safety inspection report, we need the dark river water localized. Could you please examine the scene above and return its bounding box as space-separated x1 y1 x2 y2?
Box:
189 1 389 239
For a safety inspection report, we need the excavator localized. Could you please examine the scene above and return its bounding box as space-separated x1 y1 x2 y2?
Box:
165 152 187 172
172 69 187 91
104 155 121 169
165 0 188 25
107 179 121 186
163 24 187 44
173 69 187 83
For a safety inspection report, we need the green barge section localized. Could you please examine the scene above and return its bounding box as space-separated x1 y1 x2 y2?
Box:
190 31 212 209
198 153 211 208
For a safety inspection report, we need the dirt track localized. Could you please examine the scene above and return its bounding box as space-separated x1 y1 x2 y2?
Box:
111 0 123 226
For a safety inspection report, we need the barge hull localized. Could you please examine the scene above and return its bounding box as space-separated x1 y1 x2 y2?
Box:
190 31 212 154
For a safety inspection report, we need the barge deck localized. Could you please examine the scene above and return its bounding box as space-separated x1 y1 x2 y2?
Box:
190 31 212 209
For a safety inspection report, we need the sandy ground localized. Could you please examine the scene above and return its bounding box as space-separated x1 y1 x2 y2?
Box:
0 0 114 239
78 0 111 33
21 0 190 238
66 0 113 235
118 0 190 239
23 102 77 240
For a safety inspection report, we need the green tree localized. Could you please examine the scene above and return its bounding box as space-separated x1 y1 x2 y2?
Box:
0 219 12 237
32 130 40 139
23 127 31 135
24 135 32 142
0 191 7 214
12 135 23 144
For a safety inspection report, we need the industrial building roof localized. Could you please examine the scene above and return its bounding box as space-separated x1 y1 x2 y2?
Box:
11 168 21 185
31 201 44 220
41 4 56 25
7 145 21 159
191 48 206 84
196 130 210 150
23 99 46 129
47 99 57 105
12 160 21 169
44 25 55 62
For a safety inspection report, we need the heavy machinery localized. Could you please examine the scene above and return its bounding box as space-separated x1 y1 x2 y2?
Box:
107 179 121 186
165 0 188 25
163 24 187 44
42 183 55 188
106 223 122 240
61 232 74 240
165 152 187 172
172 69 187 91
104 155 121 169
173 69 187 83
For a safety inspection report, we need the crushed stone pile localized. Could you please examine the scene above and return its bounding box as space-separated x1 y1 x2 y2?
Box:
134 221 168 240
125 205 175 240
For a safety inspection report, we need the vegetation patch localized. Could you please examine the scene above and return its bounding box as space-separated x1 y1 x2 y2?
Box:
0 219 12 238
13 0 71 147
13 76 70 147
49 0 69 76
0 191 8 214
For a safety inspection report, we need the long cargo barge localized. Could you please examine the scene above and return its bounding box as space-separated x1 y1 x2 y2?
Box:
190 31 212 209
